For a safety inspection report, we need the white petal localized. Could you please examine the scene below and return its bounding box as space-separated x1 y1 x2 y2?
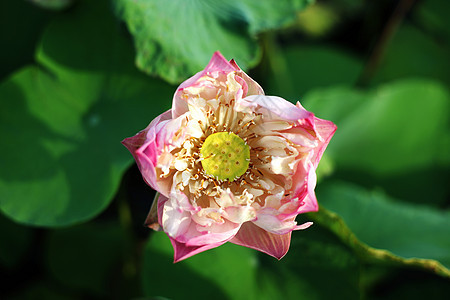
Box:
174 159 188 171
225 206 256 223
253 136 287 152
157 152 173 176
215 188 234 207
192 208 224 227
252 121 291 135
253 212 297 235
186 120 204 139
162 192 193 238
270 156 296 174
264 188 285 208
181 170 191 186
246 187 264 198
256 176 275 191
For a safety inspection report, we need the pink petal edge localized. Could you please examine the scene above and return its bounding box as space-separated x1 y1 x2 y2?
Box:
122 110 172 191
230 59 265 96
249 95 314 121
170 237 229 263
172 52 238 118
230 222 292 260
311 116 337 168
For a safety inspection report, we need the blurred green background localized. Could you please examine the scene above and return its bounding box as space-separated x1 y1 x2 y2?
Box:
0 0 449 299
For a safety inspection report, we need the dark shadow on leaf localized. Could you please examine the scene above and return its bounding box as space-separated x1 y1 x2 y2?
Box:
329 167 450 208
0 80 61 181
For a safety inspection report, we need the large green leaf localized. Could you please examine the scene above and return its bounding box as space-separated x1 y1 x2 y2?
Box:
113 0 312 84
413 0 450 47
303 79 449 174
302 79 449 205
258 223 360 300
371 25 450 86
313 181 450 277
142 225 360 300
0 0 173 226
264 45 364 102
142 232 254 300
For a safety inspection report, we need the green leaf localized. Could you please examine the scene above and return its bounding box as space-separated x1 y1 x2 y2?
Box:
258 224 360 299
0 0 174 226
142 227 360 300
113 0 312 84
302 79 449 206
371 25 450 86
303 79 450 174
142 232 254 300
413 0 450 44
265 45 364 100
312 182 450 278
29 0 74 11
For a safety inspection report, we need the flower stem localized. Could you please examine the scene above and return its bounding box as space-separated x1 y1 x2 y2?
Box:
308 206 450 278
357 0 416 86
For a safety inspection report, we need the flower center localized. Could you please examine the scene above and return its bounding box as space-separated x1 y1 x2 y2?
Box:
200 132 250 181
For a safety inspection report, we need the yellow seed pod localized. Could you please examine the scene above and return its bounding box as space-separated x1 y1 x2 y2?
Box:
200 132 250 181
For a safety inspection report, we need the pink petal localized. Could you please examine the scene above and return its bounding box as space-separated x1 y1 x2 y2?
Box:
296 194 318 214
157 193 168 227
230 222 292 260
239 95 314 123
289 161 308 203
203 51 238 74
172 51 238 118
279 126 318 148
186 221 241 246
233 73 249 97
311 116 337 168
122 110 172 191
288 169 319 216
170 237 227 263
304 166 319 212
229 59 265 96
253 212 297 235
295 221 313 230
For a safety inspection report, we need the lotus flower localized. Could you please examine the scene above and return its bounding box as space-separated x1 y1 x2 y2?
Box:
122 52 336 262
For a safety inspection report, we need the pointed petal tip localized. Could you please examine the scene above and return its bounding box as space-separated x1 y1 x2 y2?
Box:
205 51 239 74
121 136 132 150
144 194 162 231
212 50 224 57
295 221 314 230
274 250 288 260
229 58 240 69
121 130 148 154
271 244 290 260
170 237 227 263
